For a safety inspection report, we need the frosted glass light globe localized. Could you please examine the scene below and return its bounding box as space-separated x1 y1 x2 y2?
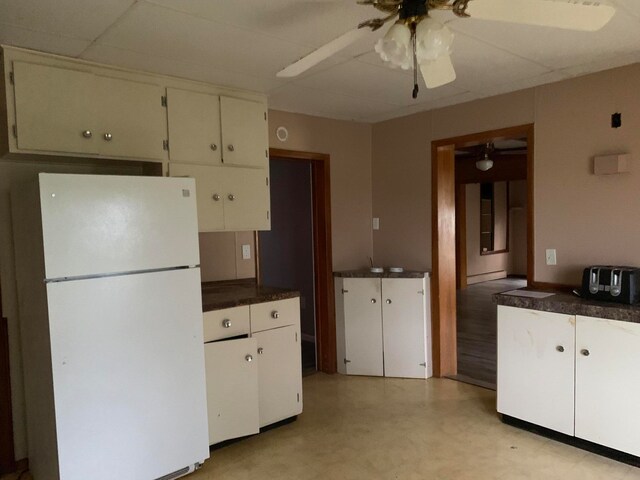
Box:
375 22 412 69
416 17 454 62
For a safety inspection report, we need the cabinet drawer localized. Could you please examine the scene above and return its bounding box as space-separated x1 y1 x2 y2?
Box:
203 306 250 342
250 298 299 333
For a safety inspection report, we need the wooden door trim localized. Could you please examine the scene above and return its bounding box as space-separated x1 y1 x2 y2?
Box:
266 148 336 374
431 124 535 377
0 290 15 474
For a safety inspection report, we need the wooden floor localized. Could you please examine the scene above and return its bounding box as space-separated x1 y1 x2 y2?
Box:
455 277 527 389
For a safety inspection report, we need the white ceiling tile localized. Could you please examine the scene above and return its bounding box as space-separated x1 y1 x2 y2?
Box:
0 0 135 41
81 44 285 93
268 84 399 122
144 0 372 49
0 23 91 57
448 33 552 92
449 9 640 70
559 51 640 78
96 3 313 78
613 0 640 20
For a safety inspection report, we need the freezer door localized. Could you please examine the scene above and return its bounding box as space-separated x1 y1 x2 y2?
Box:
38 173 200 279
46 268 209 480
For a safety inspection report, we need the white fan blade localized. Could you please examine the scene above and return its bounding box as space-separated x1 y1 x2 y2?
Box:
466 0 616 32
420 54 456 89
277 28 370 77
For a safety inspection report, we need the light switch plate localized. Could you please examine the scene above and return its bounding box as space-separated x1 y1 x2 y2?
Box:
242 244 251 260
372 217 380 230
546 249 557 266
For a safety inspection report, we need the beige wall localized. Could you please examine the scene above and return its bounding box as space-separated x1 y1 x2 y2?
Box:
0 159 147 461
372 63 640 286
268 110 373 271
198 232 255 282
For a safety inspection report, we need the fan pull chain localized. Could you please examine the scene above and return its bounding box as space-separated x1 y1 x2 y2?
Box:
412 27 419 99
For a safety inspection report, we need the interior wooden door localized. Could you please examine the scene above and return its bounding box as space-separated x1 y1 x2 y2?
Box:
381 278 428 378
497 306 575 436
204 338 259 445
13 61 97 155
342 278 384 376
220 96 268 168
575 316 640 457
166 88 222 165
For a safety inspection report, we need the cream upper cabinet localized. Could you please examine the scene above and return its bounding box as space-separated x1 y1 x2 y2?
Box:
169 163 225 232
95 75 166 161
166 88 222 166
169 163 270 232
223 167 270 231
10 61 166 161
12 62 98 155
220 96 268 168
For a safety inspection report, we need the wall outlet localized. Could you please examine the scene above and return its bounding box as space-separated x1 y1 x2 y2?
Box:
372 217 380 231
242 244 251 260
545 249 557 266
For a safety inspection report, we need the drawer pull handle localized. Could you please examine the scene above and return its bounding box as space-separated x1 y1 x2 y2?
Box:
581 349 590 357
222 319 231 328
271 311 280 319
257 347 264 355
245 354 253 362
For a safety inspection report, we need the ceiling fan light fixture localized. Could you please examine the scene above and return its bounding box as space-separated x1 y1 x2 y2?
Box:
476 153 494 172
375 21 412 69
416 17 454 62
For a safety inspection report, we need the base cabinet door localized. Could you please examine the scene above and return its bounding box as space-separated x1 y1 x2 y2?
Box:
575 316 640 456
204 338 259 445
497 306 576 436
342 278 384 376
253 325 302 428
381 278 427 379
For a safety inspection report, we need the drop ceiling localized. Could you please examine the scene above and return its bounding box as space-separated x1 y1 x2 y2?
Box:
1 0 639 123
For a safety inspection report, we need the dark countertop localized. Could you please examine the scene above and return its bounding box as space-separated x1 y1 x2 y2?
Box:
494 288 640 324
334 269 430 279
201 280 299 312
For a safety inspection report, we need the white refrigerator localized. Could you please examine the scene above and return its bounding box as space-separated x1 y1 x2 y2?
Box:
12 173 210 480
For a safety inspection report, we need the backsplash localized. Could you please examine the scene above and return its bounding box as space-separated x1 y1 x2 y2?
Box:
199 232 256 282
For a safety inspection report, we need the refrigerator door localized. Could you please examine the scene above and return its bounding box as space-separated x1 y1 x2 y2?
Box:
38 173 200 280
46 268 209 480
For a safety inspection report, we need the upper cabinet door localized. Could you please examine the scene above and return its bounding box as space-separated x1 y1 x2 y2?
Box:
575 316 640 457
95 75 166 161
222 167 270 231
497 306 576 436
220 96 268 168
166 88 222 166
169 163 225 232
13 62 98 155
381 278 428 379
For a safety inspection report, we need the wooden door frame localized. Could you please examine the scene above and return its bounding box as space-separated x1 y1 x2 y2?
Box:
431 124 535 377
263 148 337 374
0 283 15 474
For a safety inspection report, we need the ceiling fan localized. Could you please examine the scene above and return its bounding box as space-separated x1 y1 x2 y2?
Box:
277 0 616 98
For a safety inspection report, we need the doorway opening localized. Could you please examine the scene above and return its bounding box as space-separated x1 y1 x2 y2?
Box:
453 137 530 389
431 125 534 379
258 149 336 375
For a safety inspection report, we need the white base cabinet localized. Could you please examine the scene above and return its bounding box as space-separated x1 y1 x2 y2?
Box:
335 275 432 379
497 306 640 457
203 297 302 445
